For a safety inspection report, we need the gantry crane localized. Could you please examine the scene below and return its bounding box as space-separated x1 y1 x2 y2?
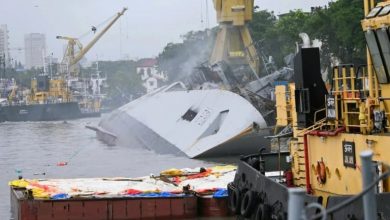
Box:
57 7 127 77
210 0 260 76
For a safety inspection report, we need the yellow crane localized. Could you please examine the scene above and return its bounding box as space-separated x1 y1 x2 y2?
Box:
29 7 127 105
57 7 127 77
210 0 260 75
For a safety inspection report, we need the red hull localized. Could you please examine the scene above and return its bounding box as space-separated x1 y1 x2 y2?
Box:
11 187 232 220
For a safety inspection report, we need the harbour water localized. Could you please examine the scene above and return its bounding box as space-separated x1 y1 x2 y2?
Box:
0 116 235 219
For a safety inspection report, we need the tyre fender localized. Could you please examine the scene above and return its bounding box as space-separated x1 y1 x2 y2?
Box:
228 185 241 214
241 190 256 217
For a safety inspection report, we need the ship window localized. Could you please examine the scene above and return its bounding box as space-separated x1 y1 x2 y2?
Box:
379 5 390 16
295 89 310 113
366 6 383 18
182 109 198 121
365 30 389 83
376 28 390 83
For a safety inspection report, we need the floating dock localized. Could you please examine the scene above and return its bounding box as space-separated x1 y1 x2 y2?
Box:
10 166 235 219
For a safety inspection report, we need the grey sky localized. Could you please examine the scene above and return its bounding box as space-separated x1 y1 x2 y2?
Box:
0 0 330 64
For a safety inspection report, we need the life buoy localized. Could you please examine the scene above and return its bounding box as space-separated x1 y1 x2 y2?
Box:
240 190 256 217
316 160 326 184
228 184 241 214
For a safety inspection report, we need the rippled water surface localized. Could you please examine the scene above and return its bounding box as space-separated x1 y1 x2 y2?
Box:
0 117 235 219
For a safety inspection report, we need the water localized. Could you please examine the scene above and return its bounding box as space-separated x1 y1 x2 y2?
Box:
0 117 236 219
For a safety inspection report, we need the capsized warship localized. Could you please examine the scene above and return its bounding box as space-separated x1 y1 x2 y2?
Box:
94 66 292 158
91 0 293 158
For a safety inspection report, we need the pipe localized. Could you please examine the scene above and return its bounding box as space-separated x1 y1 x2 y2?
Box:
360 150 377 220
288 188 306 220
303 134 312 194
299 33 311 48
364 0 369 17
308 127 345 137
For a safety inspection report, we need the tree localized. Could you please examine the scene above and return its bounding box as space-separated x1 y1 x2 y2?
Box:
307 0 365 65
249 10 283 69
82 60 145 107
249 10 311 67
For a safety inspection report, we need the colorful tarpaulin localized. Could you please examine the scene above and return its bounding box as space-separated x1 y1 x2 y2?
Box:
9 165 236 200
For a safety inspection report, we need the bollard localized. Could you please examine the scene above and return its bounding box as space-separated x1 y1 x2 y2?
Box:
288 188 306 220
360 150 377 220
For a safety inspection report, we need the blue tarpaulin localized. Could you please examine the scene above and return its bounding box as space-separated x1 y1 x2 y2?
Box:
51 193 70 200
213 189 228 198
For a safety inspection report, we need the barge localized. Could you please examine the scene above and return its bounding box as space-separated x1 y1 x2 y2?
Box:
10 165 235 219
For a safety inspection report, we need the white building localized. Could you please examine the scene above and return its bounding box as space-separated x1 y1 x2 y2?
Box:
0 24 11 67
136 58 167 93
24 33 46 69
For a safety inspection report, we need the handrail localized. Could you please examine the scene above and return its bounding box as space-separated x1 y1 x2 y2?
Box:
313 108 326 124
296 118 326 136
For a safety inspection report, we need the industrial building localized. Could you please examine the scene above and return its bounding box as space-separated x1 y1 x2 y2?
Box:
0 24 11 68
24 33 46 69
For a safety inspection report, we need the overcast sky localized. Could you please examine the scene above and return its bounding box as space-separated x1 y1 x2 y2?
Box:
0 0 331 64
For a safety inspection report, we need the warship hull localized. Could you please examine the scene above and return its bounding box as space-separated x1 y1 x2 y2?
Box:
97 85 271 158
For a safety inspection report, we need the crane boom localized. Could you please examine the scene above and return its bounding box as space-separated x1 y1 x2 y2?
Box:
57 7 127 76
71 7 127 66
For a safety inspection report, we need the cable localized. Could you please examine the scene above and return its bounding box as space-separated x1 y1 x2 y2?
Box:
119 17 122 58
200 0 204 28
77 14 116 39
304 203 326 220
205 0 210 29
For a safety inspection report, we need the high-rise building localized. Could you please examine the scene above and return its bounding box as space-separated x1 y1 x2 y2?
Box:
0 24 11 67
24 33 46 69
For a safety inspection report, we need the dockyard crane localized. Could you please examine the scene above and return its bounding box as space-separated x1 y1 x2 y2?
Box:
210 0 260 76
57 7 127 77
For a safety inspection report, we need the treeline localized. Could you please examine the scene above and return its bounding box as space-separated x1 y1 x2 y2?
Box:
158 0 365 80
251 0 365 69
82 60 145 107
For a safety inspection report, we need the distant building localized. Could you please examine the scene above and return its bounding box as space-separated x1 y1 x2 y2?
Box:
24 33 46 69
136 58 167 93
44 55 58 75
0 24 11 67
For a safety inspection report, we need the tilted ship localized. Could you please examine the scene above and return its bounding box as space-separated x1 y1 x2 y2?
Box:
93 0 293 158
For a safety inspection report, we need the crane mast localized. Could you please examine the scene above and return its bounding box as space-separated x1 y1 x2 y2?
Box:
57 7 127 77
210 0 260 76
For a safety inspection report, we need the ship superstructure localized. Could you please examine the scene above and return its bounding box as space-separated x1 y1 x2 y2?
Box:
227 1 390 219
